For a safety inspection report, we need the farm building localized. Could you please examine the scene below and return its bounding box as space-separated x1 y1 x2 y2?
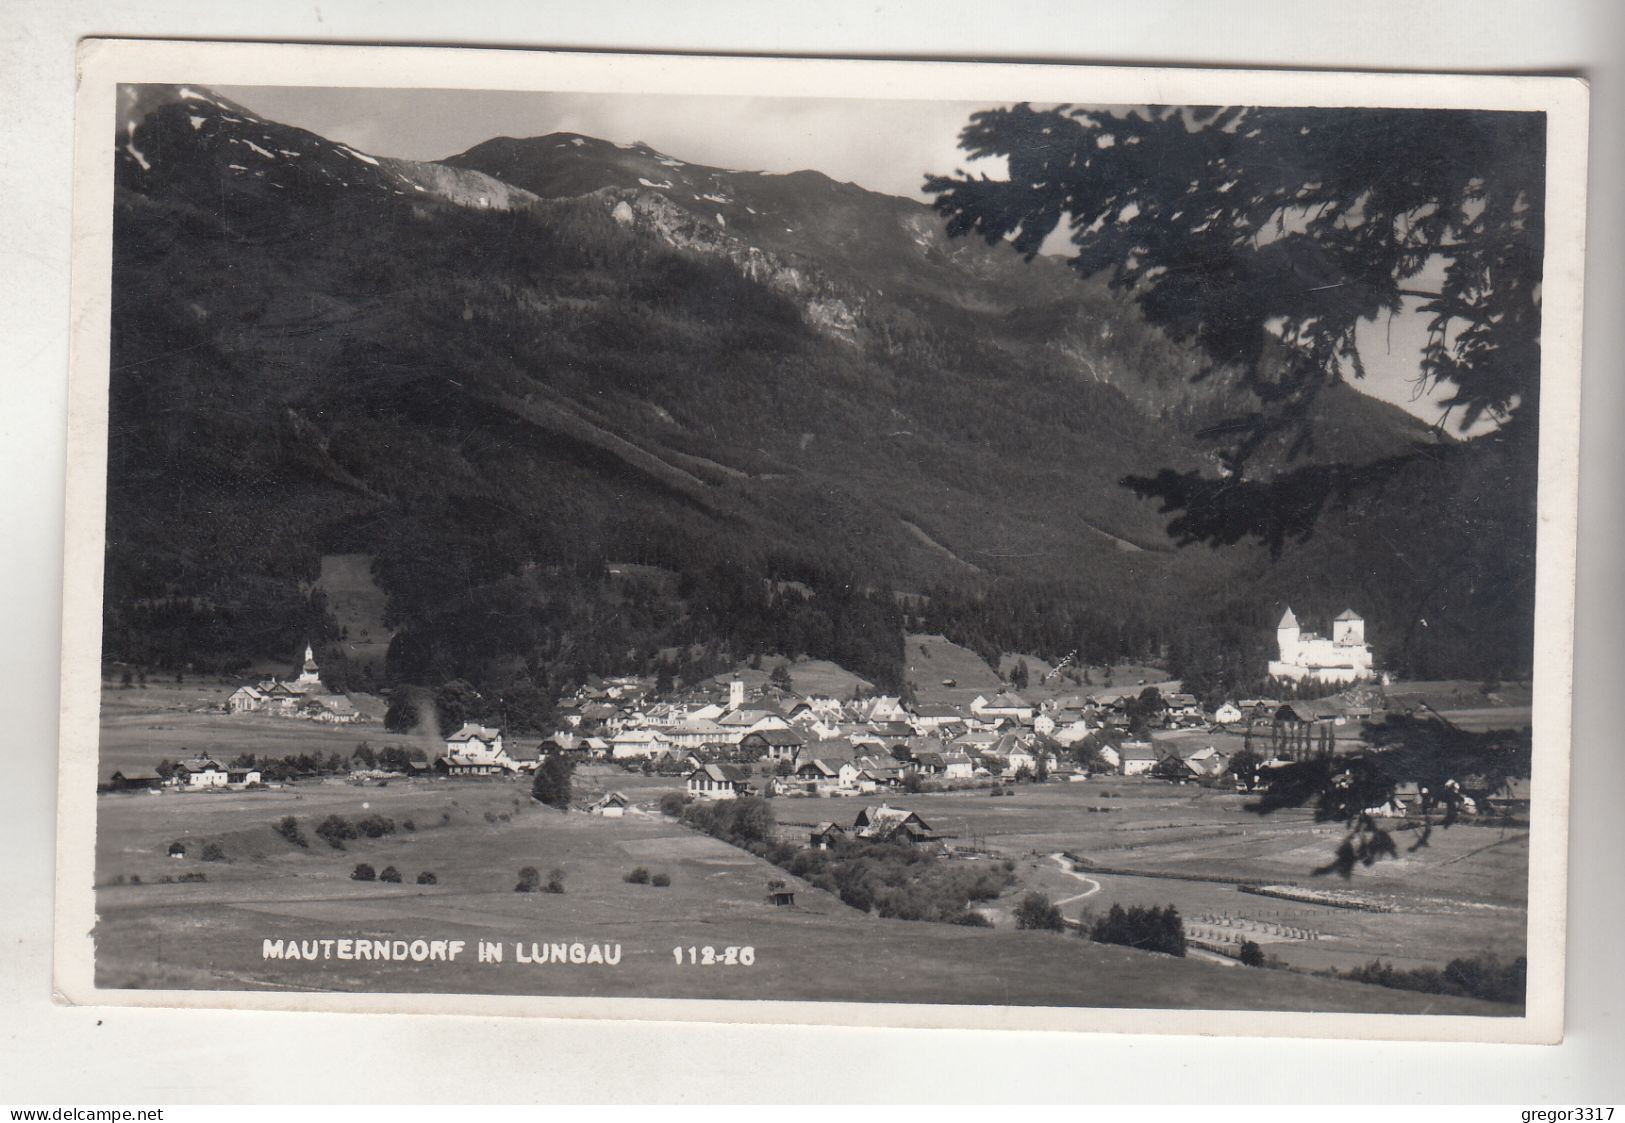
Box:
1119 742 1158 776
105 770 162 793
587 791 633 817
171 757 227 788
739 728 805 763
853 803 937 845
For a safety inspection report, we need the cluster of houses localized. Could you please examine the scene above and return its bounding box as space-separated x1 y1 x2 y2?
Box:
405 669 1410 803
224 645 377 725
104 756 263 793
522 675 1363 800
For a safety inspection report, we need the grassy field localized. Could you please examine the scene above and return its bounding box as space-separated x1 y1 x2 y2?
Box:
904 633 1174 708
91 689 1525 1012
316 553 394 675
793 780 1528 979
93 776 1511 1013
711 657 873 699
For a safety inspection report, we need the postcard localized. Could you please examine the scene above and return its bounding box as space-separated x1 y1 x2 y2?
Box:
56 38 1587 1042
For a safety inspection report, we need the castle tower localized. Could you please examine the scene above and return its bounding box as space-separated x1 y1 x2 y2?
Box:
294 642 322 689
1276 607 1301 663
1332 608 1365 646
728 679 745 710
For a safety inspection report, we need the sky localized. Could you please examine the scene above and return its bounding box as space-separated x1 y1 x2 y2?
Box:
215 85 1469 431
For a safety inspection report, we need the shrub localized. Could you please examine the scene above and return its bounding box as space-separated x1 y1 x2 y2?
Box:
484 811 498 824
515 866 540 893
544 868 567 894
1239 940 1266 967
378 866 402 883
275 816 308 847
658 791 688 817
128 874 141 885
402 818 416 832
200 842 226 862
989 785 1003 796
357 814 396 838
651 872 671 887
315 815 357 850
950 910 994 927
416 871 437 885
177 871 207 883
1014 892 1065 931
351 863 376 881
624 867 651 884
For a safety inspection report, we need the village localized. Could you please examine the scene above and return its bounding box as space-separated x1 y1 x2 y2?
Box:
105 608 1530 824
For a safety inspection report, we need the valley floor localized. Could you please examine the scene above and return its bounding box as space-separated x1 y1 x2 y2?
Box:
91 705 1527 1015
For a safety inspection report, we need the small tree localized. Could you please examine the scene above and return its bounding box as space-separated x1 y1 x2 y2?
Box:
544 868 567 894
1014 892 1065 932
351 863 376 881
770 663 794 691
378 866 402 883
200 842 226 862
651 872 672 887
625 867 651 884
416 871 438 885
532 753 575 810
1239 940 1267 967
515 866 541 893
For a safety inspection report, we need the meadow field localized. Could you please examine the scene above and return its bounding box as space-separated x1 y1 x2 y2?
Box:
787 780 1529 977
93 776 1512 1014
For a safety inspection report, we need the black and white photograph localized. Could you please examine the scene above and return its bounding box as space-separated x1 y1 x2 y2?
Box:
54 40 1586 1041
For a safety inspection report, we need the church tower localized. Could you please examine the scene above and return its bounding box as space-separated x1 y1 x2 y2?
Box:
1276 607 1301 664
728 679 745 711
294 643 322 690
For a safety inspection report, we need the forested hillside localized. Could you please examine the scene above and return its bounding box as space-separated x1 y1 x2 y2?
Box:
101 86 1535 719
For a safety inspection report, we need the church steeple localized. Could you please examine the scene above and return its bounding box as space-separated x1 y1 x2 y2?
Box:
295 642 322 688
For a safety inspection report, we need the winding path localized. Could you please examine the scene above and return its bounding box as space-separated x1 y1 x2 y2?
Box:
1047 852 1102 906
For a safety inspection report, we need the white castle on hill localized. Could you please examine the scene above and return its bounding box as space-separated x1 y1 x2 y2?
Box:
1267 607 1375 685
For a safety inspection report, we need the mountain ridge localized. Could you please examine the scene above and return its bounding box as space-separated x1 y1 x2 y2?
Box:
101 85 1526 702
